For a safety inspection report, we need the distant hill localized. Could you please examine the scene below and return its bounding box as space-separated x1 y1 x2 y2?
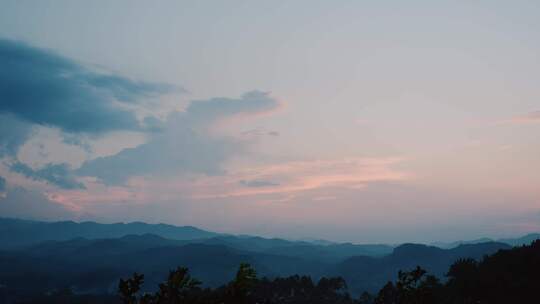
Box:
431 233 540 249
430 237 494 249
0 234 327 295
0 218 220 249
498 233 540 246
297 238 336 246
0 218 534 298
332 241 510 295
0 232 511 298
0 218 393 260
189 235 393 262
362 240 540 304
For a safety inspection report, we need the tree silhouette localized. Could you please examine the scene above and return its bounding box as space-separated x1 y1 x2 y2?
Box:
112 240 540 304
154 267 201 304
226 262 257 303
373 266 442 304
358 291 374 304
118 272 144 304
374 282 398 304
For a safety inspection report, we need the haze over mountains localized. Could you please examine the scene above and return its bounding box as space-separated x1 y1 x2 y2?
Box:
0 218 536 298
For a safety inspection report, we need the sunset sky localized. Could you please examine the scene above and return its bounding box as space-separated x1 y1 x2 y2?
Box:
1 0 539 243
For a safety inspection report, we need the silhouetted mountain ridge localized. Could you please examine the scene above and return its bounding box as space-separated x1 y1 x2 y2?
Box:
332 241 511 295
431 233 540 248
0 218 394 259
0 218 220 249
0 232 513 298
0 235 329 296
1 218 538 299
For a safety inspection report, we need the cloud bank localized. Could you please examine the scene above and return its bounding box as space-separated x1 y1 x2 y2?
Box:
0 39 176 135
9 161 85 190
0 39 178 190
77 91 280 185
0 38 282 198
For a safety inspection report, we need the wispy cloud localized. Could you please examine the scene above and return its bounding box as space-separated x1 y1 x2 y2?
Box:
44 157 409 215
241 128 280 138
187 157 409 199
240 179 280 187
502 111 540 125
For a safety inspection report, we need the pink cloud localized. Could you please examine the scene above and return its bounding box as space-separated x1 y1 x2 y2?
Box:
504 111 540 124
177 157 410 199
44 157 410 213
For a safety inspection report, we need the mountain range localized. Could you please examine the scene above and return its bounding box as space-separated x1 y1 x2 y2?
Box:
0 218 219 249
430 233 540 248
0 218 537 297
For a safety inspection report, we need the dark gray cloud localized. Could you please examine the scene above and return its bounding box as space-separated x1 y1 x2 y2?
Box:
240 179 279 187
0 113 34 157
77 91 280 184
0 38 279 187
0 176 6 192
0 39 176 135
0 39 181 188
10 161 85 190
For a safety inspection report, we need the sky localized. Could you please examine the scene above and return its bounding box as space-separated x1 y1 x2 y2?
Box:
0 0 539 243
